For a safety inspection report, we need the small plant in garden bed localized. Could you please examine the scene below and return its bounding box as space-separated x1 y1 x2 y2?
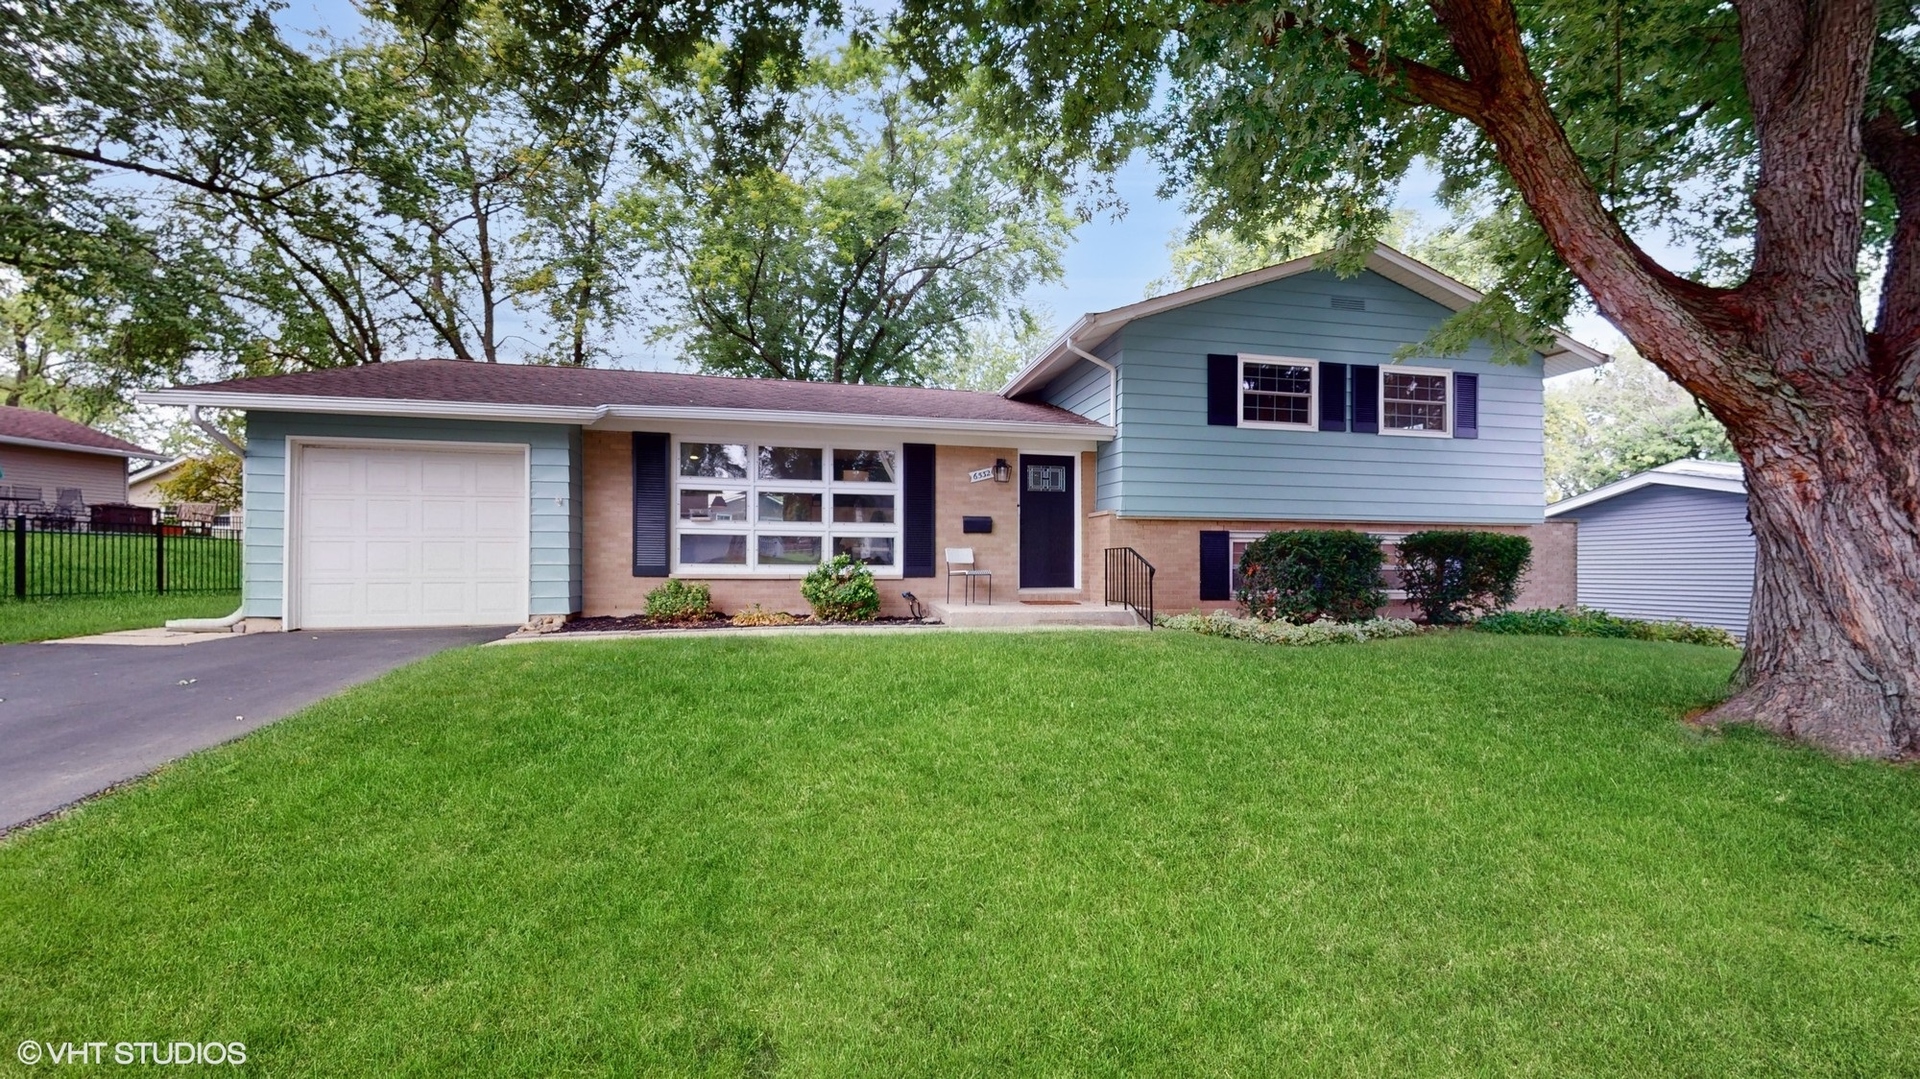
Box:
1475 607 1740 648
801 554 881 622
730 604 799 627
1159 609 1419 645
1236 529 1385 623
1398 530 1532 624
644 580 712 623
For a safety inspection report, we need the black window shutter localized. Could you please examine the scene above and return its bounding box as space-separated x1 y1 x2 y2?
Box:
1206 354 1240 426
1199 530 1232 601
1317 361 1348 431
903 443 936 577
631 432 670 576
1454 373 1479 439
1350 364 1380 434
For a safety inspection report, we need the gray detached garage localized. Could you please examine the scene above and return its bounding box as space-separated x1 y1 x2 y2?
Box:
1545 459 1754 636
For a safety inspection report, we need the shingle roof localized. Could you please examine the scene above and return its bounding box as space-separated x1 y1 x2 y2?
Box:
149 360 1102 429
0 406 160 458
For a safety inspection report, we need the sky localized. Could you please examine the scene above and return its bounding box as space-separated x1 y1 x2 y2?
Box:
267 0 1629 371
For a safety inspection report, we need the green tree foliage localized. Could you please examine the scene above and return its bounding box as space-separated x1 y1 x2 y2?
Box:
154 454 244 510
933 310 1056 391
619 48 1074 383
1545 349 1735 501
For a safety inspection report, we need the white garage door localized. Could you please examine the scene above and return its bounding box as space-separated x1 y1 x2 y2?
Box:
294 442 528 629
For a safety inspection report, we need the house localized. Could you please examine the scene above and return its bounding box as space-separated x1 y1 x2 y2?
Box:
128 457 245 529
0 405 163 513
1545 459 1753 635
138 245 1597 631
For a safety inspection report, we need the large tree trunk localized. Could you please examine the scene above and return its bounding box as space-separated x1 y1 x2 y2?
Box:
1718 418 1920 757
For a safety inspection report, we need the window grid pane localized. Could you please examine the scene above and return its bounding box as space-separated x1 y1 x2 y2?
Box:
674 442 903 572
1383 372 1449 432
1242 361 1313 425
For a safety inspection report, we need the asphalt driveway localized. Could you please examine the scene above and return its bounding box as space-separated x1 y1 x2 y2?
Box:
0 627 507 832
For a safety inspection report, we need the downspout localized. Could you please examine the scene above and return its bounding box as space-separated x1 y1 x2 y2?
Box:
190 405 244 457
167 404 248 633
1064 343 1117 428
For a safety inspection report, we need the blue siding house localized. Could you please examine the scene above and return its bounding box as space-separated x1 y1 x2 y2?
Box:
1545 460 1753 635
142 245 1596 629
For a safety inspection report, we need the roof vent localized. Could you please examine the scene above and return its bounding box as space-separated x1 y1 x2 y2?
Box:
1330 295 1367 312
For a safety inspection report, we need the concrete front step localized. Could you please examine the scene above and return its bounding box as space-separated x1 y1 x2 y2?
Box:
926 599 1144 629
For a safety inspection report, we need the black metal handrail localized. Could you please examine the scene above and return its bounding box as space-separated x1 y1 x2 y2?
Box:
1104 546 1155 628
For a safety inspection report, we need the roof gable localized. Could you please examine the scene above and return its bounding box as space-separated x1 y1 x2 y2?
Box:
1002 243 1609 397
0 406 160 459
1546 459 1746 517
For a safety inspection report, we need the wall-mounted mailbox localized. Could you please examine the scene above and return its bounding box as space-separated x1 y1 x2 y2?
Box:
962 516 993 534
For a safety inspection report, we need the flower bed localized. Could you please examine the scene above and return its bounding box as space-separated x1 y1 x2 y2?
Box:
1157 610 1420 645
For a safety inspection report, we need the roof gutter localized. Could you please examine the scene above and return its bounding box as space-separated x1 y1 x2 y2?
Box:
137 390 1114 441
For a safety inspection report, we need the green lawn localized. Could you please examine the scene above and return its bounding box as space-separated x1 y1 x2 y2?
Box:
0 591 241 642
2 632 1916 1076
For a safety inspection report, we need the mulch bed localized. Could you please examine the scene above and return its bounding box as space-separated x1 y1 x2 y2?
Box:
552 614 934 634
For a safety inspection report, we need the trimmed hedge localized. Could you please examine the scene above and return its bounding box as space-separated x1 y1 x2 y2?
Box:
1475 607 1740 648
1236 529 1386 623
1398 530 1532 624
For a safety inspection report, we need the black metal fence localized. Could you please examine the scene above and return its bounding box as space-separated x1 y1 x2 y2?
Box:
1104 546 1156 628
4 514 242 598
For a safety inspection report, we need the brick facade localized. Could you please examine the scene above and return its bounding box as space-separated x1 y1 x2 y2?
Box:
582 432 1043 617
581 430 1574 620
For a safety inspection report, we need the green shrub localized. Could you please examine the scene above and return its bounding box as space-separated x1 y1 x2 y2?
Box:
1236 529 1386 623
644 579 712 622
1159 610 1420 646
1398 530 1532 625
801 554 881 622
1474 607 1740 648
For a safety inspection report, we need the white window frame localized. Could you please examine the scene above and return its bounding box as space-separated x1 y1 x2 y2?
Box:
1379 365 1453 438
1370 532 1410 599
1237 354 1319 431
670 437 905 578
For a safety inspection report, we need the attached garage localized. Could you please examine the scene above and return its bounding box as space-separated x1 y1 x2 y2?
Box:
290 440 529 629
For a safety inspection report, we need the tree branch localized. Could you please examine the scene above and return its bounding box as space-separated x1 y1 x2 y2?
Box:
1864 103 1920 385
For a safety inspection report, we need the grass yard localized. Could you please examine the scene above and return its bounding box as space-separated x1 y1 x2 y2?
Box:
2 632 1917 1076
0 591 241 643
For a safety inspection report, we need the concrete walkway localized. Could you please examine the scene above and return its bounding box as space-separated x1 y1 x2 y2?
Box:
0 627 506 833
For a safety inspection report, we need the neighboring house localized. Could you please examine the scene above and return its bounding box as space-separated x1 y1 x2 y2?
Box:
0 405 163 511
128 457 245 529
138 244 1600 630
1545 459 1754 635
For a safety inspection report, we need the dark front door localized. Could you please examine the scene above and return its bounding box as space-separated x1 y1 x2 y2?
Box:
1018 454 1075 588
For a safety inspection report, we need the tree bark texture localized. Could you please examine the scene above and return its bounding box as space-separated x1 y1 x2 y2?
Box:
1361 0 1920 756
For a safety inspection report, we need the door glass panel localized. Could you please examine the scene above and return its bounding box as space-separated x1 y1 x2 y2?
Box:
680 533 747 565
758 535 823 566
832 449 896 483
832 493 894 524
757 491 823 523
680 443 749 478
759 446 823 481
680 489 747 522
834 536 894 566
1026 464 1067 492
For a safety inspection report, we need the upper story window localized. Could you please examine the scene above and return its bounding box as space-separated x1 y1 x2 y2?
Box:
1239 356 1317 429
1382 368 1451 436
675 441 901 575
